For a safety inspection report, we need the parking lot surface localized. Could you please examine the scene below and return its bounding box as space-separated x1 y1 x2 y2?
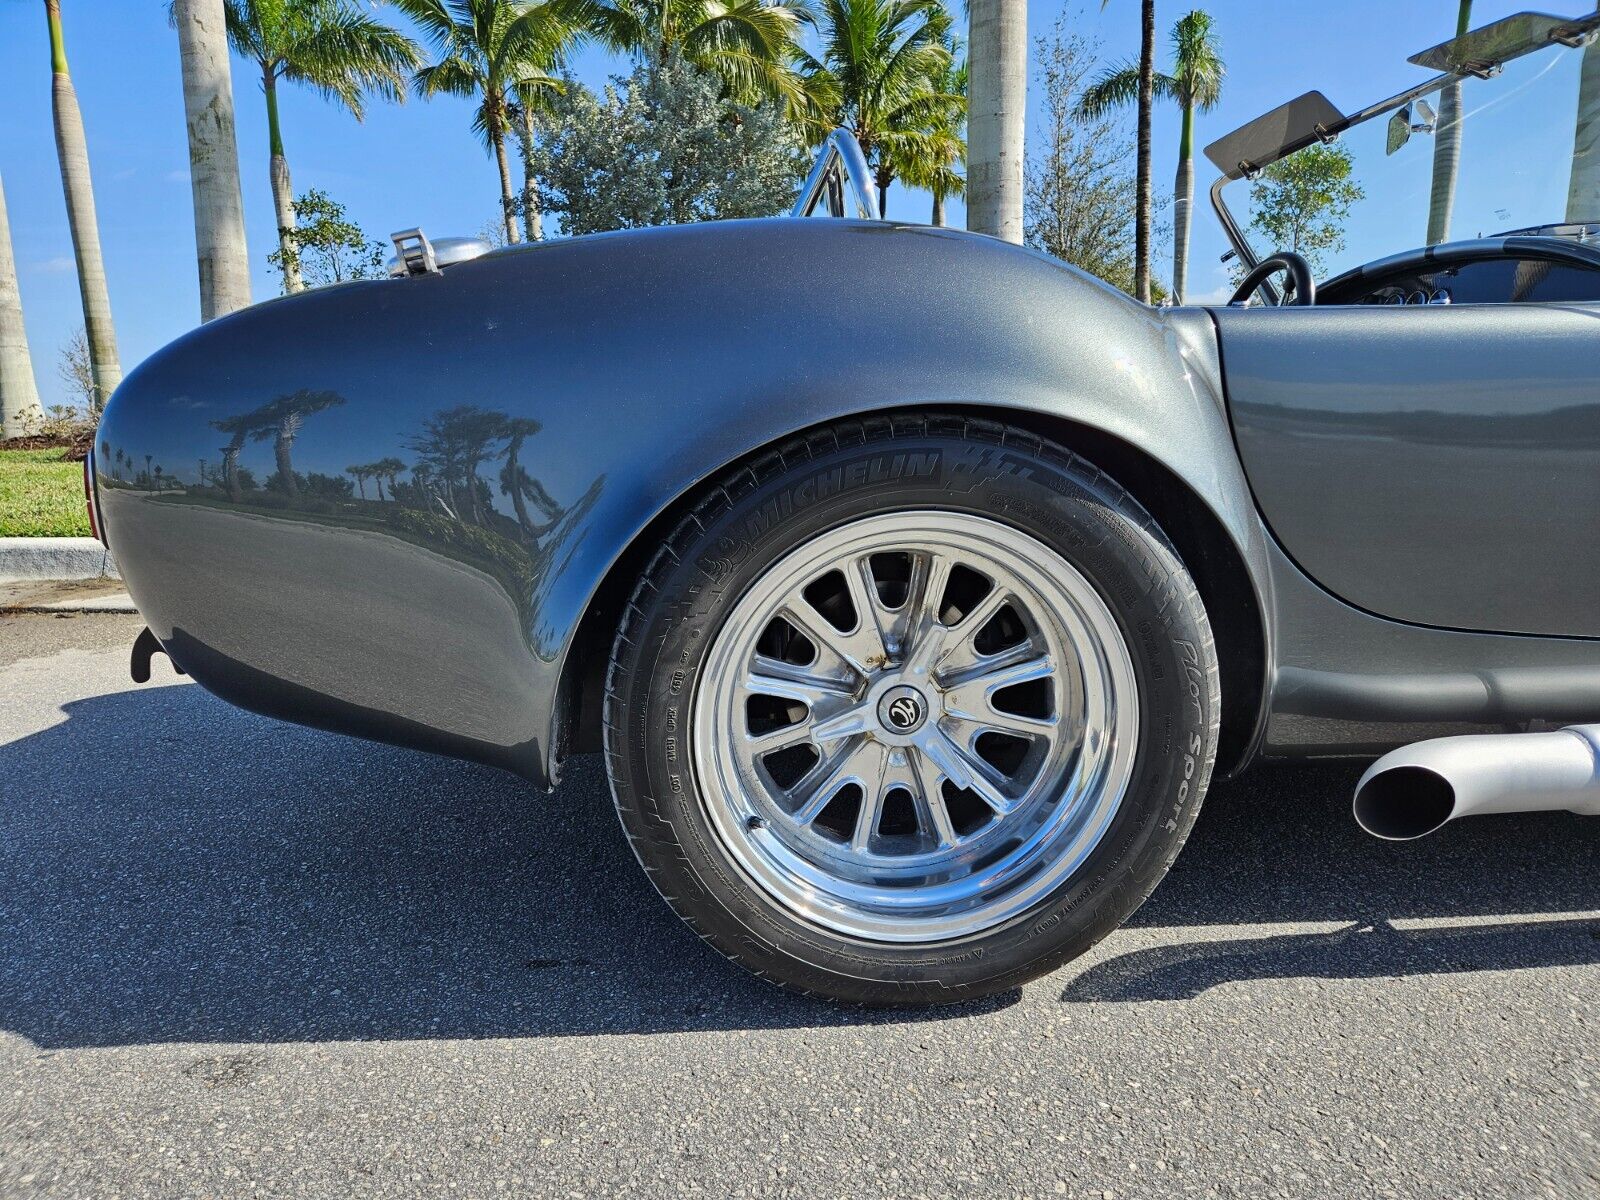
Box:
1 612 1596 1198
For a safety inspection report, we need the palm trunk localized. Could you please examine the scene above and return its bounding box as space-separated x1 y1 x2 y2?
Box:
1134 0 1155 303
1427 2 1473 245
464 458 486 525
1568 2 1600 222
175 0 252 320
1427 81 1463 245
492 127 522 245
220 443 243 501
519 107 543 242
274 435 298 497
46 0 120 408
0 172 43 438
1171 102 1194 304
931 191 944 227
504 436 534 534
265 73 302 293
876 169 892 218
966 0 1027 243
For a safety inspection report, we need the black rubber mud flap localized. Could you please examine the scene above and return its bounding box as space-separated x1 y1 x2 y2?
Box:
130 626 185 683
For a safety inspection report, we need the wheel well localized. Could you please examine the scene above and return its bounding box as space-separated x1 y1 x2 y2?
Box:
554 407 1268 779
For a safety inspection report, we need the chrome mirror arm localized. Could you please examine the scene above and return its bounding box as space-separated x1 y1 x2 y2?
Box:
792 129 881 220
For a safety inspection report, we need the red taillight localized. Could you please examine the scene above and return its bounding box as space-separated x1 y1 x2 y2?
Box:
83 453 104 545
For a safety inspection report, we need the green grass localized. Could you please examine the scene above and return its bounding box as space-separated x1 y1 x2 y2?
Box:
0 447 90 537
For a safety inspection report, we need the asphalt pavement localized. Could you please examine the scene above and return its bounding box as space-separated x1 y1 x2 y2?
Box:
1 612 1596 1198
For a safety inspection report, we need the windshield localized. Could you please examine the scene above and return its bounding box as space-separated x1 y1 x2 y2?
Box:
1216 32 1600 282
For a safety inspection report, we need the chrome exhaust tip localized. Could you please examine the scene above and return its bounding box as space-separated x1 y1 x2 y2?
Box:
1353 725 1600 841
1353 764 1457 841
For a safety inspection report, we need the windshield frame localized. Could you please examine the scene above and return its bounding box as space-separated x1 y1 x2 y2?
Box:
1206 10 1600 288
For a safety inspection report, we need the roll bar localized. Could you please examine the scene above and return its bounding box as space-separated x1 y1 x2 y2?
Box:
792 129 881 220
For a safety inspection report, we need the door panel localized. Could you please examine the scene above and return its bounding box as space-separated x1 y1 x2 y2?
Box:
1213 304 1600 637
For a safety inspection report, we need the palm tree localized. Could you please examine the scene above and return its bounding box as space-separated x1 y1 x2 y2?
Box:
577 0 813 105
896 35 966 226
174 0 254 320
396 0 582 245
1570 2 1600 222
45 0 121 402
218 431 246 500
498 416 562 536
371 456 406 499
1427 1 1473 245
222 1 419 293
347 457 404 499
213 388 344 499
1166 11 1222 303
1079 9 1222 303
800 0 956 217
0 172 42 439
408 404 510 525
516 104 542 241
1080 0 1156 300
965 0 1025 242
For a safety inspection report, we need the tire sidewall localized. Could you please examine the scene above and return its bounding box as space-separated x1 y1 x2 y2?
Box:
608 423 1216 1003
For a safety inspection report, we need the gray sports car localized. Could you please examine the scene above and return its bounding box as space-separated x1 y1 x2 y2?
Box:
93 10 1600 1004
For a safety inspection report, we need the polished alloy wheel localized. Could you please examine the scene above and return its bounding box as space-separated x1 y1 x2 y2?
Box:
692 511 1140 942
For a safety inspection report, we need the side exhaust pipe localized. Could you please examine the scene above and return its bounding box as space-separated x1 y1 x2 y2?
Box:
1353 723 1600 841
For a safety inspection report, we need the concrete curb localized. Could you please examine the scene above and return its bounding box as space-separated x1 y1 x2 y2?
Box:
0 577 135 613
4 597 138 613
0 537 119 582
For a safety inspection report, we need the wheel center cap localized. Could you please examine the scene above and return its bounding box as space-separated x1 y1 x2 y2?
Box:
877 685 927 734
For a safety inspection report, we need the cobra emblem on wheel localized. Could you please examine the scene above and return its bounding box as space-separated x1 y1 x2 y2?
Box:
888 697 920 728
877 685 927 733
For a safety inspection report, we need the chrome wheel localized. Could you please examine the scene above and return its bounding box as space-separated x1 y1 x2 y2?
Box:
692 511 1140 943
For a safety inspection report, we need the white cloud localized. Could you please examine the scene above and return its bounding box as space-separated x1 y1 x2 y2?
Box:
165 169 189 184
31 256 73 274
1185 263 1240 306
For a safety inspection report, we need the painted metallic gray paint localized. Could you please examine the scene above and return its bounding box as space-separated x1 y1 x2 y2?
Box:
95 218 1272 787
94 216 1600 786
1215 303 1600 637
1259 533 1600 756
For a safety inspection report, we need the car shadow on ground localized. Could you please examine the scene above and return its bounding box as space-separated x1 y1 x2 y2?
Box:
0 683 1015 1048
1 682 1596 1048
1067 760 1600 1003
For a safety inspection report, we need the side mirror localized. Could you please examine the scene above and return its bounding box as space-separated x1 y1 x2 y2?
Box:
1386 106 1413 155
1386 100 1437 156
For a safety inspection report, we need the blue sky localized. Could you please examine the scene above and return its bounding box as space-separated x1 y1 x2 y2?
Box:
0 0 1553 408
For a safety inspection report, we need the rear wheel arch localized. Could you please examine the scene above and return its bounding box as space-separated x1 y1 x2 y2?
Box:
553 407 1267 781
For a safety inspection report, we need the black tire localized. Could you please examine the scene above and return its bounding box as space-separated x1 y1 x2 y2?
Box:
604 415 1219 1005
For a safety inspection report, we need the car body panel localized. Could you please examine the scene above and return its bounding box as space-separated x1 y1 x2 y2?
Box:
1260 531 1600 756
1215 302 1600 637
96 219 1272 788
